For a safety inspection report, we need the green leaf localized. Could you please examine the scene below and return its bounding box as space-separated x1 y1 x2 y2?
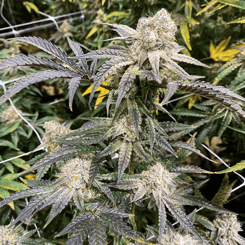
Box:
0 178 28 191
0 187 10 199
0 121 20 137
36 165 51 180
195 214 216 230
228 126 245 134
4 162 14 173
216 160 245 173
213 62 242 84
218 111 232 138
107 11 129 19
0 187 14 210
182 195 233 213
88 217 107 245
171 108 208 118
95 139 123 160
11 158 30 170
0 140 19 150
185 0 192 23
0 168 5 177
211 174 235 206
133 141 151 162
217 0 245 9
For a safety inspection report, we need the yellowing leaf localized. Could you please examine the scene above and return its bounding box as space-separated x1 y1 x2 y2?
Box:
11 158 30 170
180 24 192 50
8 202 15 210
196 0 217 16
82 85 93 97
217 0 245 9
86 26 99 39
185 0 192 24
82 81 110 109
156 96 159 115
216 160 245 174
210 37 240 61
95 87 110 108
228 16 245 24
190 18 200 25
102 0 106 6
181 48 191 56
24 174 36 180
0 187 14 210
177 94 202 109
107 12 129 19
208 3 226 14
188 95 202 109
23 1 39 14
129 70 143 75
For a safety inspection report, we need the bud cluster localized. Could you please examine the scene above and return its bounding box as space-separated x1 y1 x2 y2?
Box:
42 120 71 152
136 9 177 49
1 106 22 125
141 162 178 196
213 213 243 244
61 156 91 189
160 230 203 245
0 225 19 245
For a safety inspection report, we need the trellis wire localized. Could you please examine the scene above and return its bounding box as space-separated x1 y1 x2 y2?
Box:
0 2 84 38
0 146 44 165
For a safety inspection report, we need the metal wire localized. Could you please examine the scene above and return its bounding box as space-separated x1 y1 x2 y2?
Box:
0 10 84 32
0 9 84 37
0 0 18 36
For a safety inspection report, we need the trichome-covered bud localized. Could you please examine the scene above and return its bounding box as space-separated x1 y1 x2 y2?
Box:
0 225 19 245
213 213 245 245
41 120 71 152
0 106 22 125
61 156 91 189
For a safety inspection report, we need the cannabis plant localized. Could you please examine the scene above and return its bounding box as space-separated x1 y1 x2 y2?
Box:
0 8 245 245
0 224 42 244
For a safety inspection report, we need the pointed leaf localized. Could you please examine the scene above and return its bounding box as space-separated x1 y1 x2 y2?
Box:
215 160 245 174
145 116 156 152
127 98 141 137
0 70 74 105
68 77 81 111
118 141 132 183
180 24 192 50
11 36 83 73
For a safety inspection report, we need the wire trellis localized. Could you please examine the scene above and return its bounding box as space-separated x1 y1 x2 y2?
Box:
0 1 84 37
0 0 245 242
